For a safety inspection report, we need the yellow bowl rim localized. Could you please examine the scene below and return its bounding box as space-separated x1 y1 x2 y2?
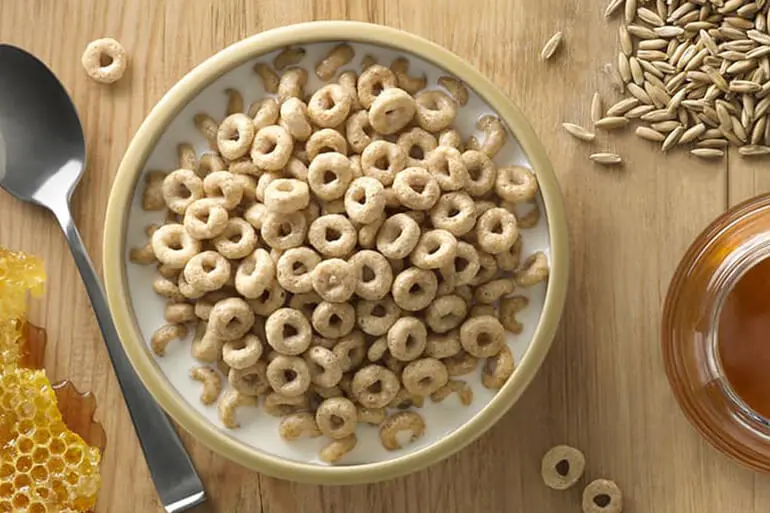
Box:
103 20 569 484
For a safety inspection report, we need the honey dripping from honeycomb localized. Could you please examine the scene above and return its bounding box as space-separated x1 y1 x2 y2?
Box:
0 248 103 513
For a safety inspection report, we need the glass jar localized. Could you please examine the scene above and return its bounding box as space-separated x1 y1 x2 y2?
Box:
663 193 770 473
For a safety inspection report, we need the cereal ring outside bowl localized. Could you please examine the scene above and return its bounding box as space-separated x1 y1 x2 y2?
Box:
104 21 567 484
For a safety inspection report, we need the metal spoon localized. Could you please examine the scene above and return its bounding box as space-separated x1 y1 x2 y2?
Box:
0 44 206 513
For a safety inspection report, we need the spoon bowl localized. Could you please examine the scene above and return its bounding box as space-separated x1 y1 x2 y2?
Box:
0 44 206 513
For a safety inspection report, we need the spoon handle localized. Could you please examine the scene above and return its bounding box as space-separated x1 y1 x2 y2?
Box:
53 206 206 513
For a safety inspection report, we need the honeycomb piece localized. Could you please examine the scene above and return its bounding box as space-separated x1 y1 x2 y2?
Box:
0 249 45 368
0 248 101 513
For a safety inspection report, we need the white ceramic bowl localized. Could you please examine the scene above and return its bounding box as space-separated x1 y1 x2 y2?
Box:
104 21 568 484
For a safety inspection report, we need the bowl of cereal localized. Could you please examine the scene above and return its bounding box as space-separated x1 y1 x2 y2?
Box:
103 21 568 483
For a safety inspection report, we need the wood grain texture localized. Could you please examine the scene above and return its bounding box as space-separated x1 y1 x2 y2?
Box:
1 0 770 512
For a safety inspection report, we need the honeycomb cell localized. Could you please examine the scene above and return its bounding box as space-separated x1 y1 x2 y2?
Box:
29 465 47 483
0 500 11 513
33 487 48 500
13 473 31 490
48 438 65 455
65 446 83 466
31 446 48 464
17 436 33 453
29 502 46 513
17 420 34 436
47 456 64 474
0 483 11 498
0 464 12 479
15 455 32 473
11 492 29 509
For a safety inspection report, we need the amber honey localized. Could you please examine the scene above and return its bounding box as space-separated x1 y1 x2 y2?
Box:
718 257 770 420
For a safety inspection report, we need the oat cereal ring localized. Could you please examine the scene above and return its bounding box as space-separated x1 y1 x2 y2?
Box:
203 171 244 210
194 113 219 149
218 389 258 429
387 316 428 362
426 146 469 192
460 315 505 358
222 334 264 370
129 241 155 265
402 358 449 396
316 43 354 81
438 76 469 106
391 267 438 311
344 176 386 224
266 355 311 397
496 237 522 272
470 251 499 286
367 336 389 361
357 213 386 249
392 167 440 211
439 129 464 151
255 172 282 203
495 166 538 204
164 302 195 324
153 275 185 301
189 366 223 405
162 169 204 215
379 411 426 451
470 304 497 318
351 365 400 408
369 88 417 135
356 297 401 336
476 208 518 255
431 379 473 405
279 412 322 441
443 350 479 376
361 54 378 69
390 57 427 95
81 38 127 84
216 113 256 160
263 391 310 417
183 250 231 292
357 64 398 109
346 110 374 153
448 242 480 287
316 396 358 441
208 297 255 341
359 141 405 186
307 153 353 201
281 160 307 185
279 97 313 141
312 301 356 339
253 62 280 93
182 198 228 240
425 295 468 334
475 278 516 304
308 214 357 257
332 331 367 372
251 125 293 171
142 171 166 211
222 88 244 116
541 445 586 491
190 322 223 362
312 383 344 399
151 224 202 268
482 345 515 390
229 361 270 396
411 229 458 270
376 213 420 259
306 128 348 160
213 218 258 259
311 258 356 303
177 271 207 300
435 265 457 297
277 67 308 103
260 211 307 250
248 97 281 130
233 249 274 299
338 70 361 109
275 247 319 294
319 434 357 463
308 84 353 128
459 151 496 198
500 296 529 334
515 252 549 287
388 387 424 409
349 250 393 300
265 307 312 356
397 127 438 168
151 324 188 357
305 346 344 388
289 292 323 320
320 199 346 216
264 179 309 214
248 278 288 316
415 90 457 132
582 479 623 513
357 406 387 425
466 115 507 158
274 46 306 70
157 261 181 279
198 153 227 177
426 329 462 359
454 284 472 305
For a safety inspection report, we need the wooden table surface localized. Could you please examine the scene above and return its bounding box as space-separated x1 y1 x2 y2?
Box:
2 0 770 512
